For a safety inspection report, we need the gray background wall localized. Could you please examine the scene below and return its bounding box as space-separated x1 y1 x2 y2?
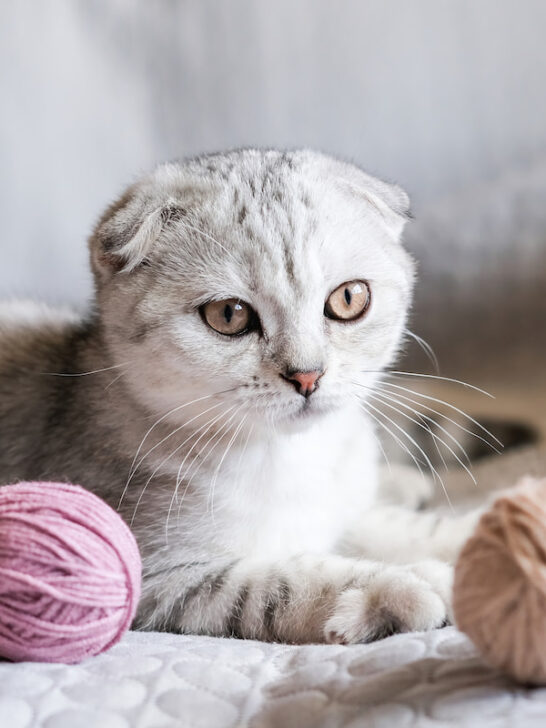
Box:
1 0 545 387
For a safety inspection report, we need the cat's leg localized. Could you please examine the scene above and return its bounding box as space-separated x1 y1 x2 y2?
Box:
339 506 481 564
136 553 452 644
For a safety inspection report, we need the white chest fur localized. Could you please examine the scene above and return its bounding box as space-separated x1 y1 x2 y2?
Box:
185 406 378 559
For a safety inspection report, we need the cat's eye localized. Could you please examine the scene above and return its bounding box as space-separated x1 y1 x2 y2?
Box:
201 298 255 336
324 280 371 321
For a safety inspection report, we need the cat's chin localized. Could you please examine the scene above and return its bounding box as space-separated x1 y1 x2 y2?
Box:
272 398 340 433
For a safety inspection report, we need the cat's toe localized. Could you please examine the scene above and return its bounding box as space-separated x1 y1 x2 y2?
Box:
407 559 454 620
324 563 452 645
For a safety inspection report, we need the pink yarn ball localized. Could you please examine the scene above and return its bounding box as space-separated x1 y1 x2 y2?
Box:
0 482 141 663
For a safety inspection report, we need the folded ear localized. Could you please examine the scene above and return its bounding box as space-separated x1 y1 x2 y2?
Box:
89 185 173 279
358 177 411 239
307 153 411 240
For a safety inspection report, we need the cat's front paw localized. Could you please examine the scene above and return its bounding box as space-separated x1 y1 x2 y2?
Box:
324 560 452 644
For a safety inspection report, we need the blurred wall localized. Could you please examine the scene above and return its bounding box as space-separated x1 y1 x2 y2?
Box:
1 0 545 385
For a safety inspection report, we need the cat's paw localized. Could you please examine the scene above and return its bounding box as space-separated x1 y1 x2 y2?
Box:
324 560 452 644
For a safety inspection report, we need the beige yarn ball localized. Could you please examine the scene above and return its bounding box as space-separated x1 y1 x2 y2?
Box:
454 476 546 684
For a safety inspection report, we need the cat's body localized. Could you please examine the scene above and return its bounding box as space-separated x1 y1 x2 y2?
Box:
0 149 476 643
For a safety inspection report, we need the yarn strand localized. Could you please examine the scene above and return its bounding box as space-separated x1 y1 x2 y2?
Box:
0 482 141 663
454 476 546 684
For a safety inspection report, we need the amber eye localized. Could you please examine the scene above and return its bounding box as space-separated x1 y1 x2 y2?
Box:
201 298 255 336
324 280 371 321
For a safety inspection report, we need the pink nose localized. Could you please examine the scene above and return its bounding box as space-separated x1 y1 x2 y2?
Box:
283 369 324 397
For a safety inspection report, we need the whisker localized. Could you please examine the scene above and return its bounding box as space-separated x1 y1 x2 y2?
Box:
164 404 242 538
171 404 246 528
131 403 238 527
358 381 473 467
223 395 269 500
368 384 451 472
384 371 494 398
166 405 239 522
363 399 454 510
127 396 214 486
366 391 476 485
124 387 238 500
120 398 224 512
373 381 501 455
34 362 129 377
404 329 439 373
428 425 450 473
208 412 249 520
124 400 226 498
377 380 503 448
235 420 255 489
358 399 428 480
197 405 247 500
104 371 126 391
173 403 241 497
373 426 393 474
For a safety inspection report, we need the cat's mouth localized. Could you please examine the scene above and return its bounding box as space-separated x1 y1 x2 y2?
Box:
252 391 342 428
292 395 337 421
273 399 341 435
298 398 313 415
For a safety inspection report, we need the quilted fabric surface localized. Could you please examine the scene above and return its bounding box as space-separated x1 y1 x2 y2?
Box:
1 626 546 728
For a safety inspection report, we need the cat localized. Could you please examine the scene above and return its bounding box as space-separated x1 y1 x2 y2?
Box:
0 149 478 644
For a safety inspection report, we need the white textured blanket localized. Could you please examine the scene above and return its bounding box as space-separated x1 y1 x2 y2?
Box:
2 626 545 728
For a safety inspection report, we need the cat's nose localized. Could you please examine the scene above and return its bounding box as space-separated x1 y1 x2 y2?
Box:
281 369 324 398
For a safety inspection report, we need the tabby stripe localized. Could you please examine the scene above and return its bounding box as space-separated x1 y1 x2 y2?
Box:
181 561 237 609
263 578 292 640
225 584 250 639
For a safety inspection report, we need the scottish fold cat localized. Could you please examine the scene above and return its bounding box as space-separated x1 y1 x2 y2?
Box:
0 149 478 642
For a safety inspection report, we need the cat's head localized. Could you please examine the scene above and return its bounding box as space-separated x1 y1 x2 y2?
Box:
89 149 414 432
